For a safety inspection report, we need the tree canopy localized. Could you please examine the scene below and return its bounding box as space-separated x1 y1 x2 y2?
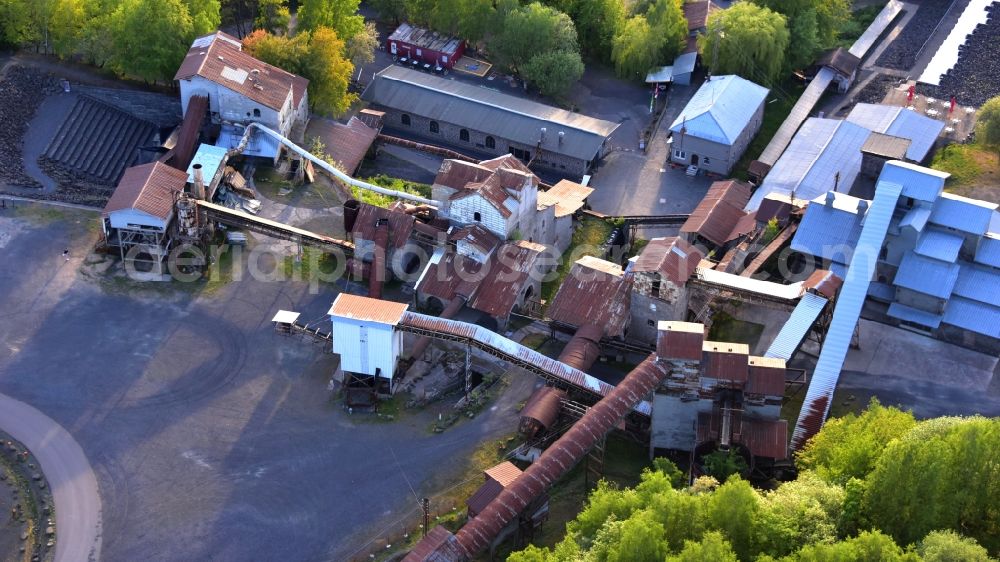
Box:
297 0 364 42
510 405 1000 561
699 2 790 85
976 95 1000 158
110 0 194 82
751 0 850 70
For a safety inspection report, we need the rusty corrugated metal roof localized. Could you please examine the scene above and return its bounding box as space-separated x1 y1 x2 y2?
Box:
103 162 188 220
537 179 593 217
450 224 501 256
683 0 720 30
433 160 495 191
547 256 631 338
484 461 522 487
680 179 751 247
746 356 786 396
168 95 209 172
557 323 603 372
352 202 416 249
467 241 546 318
450 174 513 218
519 386 565 435
702 341 749 383
328 294 408 324
802 269 843 299
417 252 485 302
656 321 705 361
743 418 788 460
633 237 704 285
402 525 465 562
307 116 379 174
174 32 307 111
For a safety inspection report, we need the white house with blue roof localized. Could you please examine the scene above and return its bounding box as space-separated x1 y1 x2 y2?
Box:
790 160 1000 353
668 75 769 175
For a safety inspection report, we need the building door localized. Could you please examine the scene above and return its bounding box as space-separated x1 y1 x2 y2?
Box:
390 42 397 55
358 325 369 374
691 154 699 166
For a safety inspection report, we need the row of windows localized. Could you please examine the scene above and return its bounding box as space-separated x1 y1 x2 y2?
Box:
400 114 496 148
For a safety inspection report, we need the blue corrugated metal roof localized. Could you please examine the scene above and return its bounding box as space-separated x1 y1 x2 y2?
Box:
670 75 769 145
791 179 902 450
748 118 869 211
894 252 960 299
914 228 963 262
929 192 998 235
943 297 1000 338
976 235 1000 268
867 281 895 302
887 302 943 328
674 51 697 74
953 263 1000 306
790 191 867 266
764 292 828 360
186 143 229 183
899 204 931 232
877 161 947 202
846 105 945 161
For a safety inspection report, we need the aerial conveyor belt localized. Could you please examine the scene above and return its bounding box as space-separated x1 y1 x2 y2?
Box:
396 312 653 417
194 199 355 253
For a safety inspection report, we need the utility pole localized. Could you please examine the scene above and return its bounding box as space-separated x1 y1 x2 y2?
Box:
421 498 430 537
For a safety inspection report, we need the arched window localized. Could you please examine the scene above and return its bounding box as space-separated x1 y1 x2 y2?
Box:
430 121 439 134
485 136 495 149
401 114 411 126
460 129 469 142
473 212 482 222
253 108 261 118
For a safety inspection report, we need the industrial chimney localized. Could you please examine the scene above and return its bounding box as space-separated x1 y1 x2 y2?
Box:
192 164 206 200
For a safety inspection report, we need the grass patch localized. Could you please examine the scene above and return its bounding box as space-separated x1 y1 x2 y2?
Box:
836 5 885 49
540 216 614 305
930 143 1000 201
733 80 806 181
707 311 765 349
353 174 433 207
627 237 650 259
281 245 342 286
521 333 550 350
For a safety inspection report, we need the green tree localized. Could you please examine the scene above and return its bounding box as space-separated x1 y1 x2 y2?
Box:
706 477 758 560
864 416 1000 553
456 0 494 44
699 2 789 85
344 20 378 67
792 530 919 561
667 531 738 562
303 26 357 115
918 530 995 562
184 0 221 36
702 450 748 483
110 0 193 82
611 16 661 80
297 0 363 41
752 471 844 558
50 0 85 57
242 28 310 74
369 0 408 23
489 2 579 74
520 50 584 99
646 0 687 62
976 95 1000 161
254 0 289 33
752 0 849 61
78 0 121 66
796 398 917 485
566 0 625 63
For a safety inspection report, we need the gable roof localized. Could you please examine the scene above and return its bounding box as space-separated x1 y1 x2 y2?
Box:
450 224 501 256
846 104 945 161
103 162 188 220
450 174 514 218
747 118 870 211
669 75 769 145
351 203 416 249
894 252 960 299
547 256 632 338
328 293 409 325
537 179 594 217
790 191 868 266
929 192 998 235
175 31 308 111
468 240 547 317
681 179 751 246
307 116 379 174
433 159 495 191
633 237 704 285
363 66 620 162
877 160 948 202
817 47 861 77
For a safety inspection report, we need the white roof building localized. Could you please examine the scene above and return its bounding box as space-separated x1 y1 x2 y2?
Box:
669 75 769 145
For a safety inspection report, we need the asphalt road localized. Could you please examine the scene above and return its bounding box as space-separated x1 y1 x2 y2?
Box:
0 393 102 562
0 205 535 561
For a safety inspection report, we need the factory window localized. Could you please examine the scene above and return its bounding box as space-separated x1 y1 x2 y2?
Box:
647 319 655 327
430 121 439 134
674 149 686 160
474 212 482 222
460 129 469 142
703 156 710 165
485 136 495 149
401 114 411 126
253 108 261 118
651 278 661 296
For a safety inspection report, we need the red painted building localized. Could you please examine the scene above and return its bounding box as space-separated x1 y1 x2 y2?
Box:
386 23 465 70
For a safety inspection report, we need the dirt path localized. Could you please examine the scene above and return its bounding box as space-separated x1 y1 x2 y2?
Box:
0 394 102 562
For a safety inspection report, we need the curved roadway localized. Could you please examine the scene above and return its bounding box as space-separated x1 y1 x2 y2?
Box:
0 393 101 562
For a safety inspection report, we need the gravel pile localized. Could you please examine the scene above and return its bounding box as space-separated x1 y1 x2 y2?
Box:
0 66 60 189
918 3 1000 107
855 74 905 105
875 1 955 71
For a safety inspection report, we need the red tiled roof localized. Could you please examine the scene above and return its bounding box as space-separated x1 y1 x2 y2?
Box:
307 116 379 174
328 293 409 324
433 159 495 191
174 31 308 111
103 162 188 220
681 179 751 246
547 256 631 338
351 203 416 249
702 341 749 383
746 356 786 396
484 461 522 487
450 175 513 218
468 241 546 317
633 237 704 285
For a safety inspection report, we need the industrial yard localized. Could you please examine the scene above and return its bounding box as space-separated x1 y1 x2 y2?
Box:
1 0 999 560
